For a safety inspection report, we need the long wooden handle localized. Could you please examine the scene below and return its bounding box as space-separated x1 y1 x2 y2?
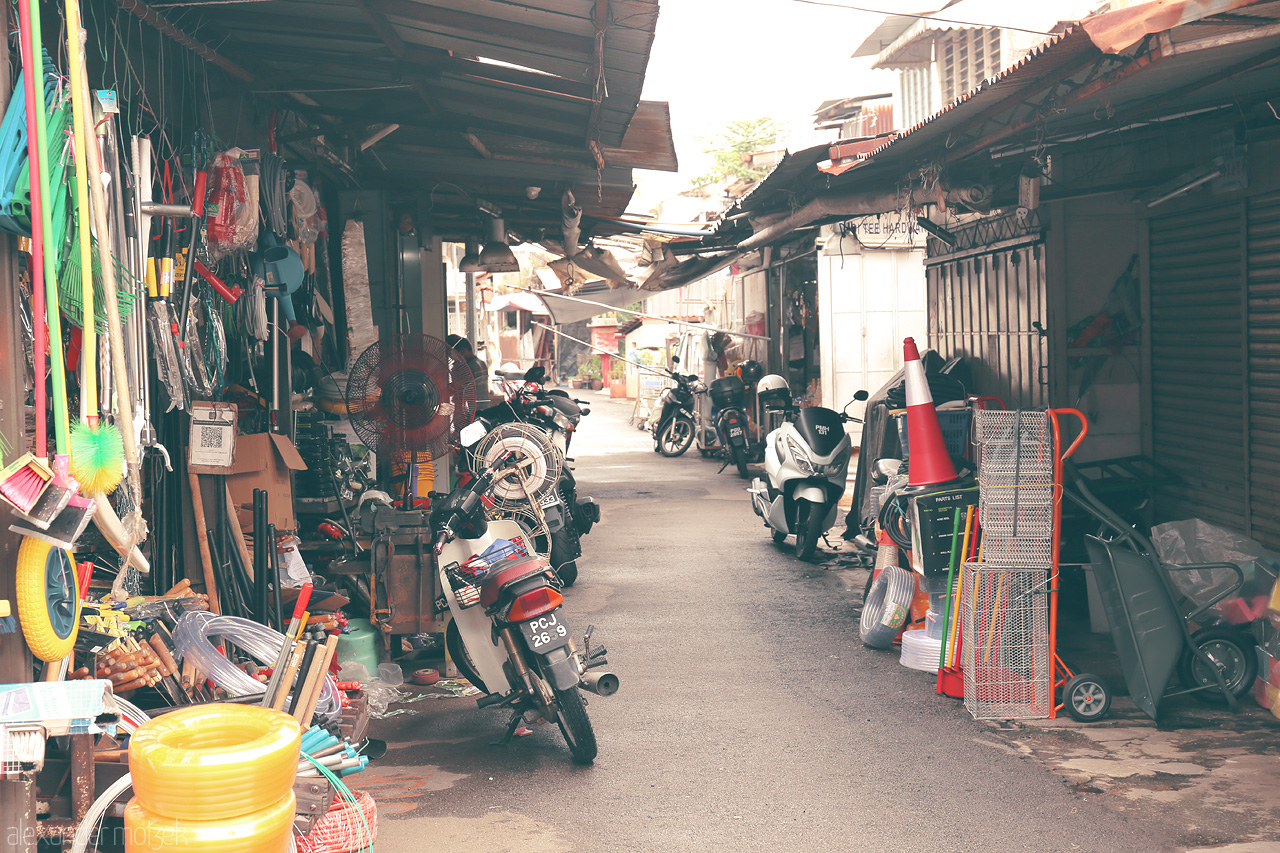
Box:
187 471 221 614
294 634 339 725
225 480 255 583
270 642 304 712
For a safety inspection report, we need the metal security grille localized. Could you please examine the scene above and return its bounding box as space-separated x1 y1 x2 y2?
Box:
927 240 1048 409
1247 191 1280 548
1149 202 1245 531
962 564 1052 720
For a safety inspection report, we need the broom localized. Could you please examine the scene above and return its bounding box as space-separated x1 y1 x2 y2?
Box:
64 39 124 499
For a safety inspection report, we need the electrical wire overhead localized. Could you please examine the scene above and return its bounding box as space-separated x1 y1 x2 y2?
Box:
788 0 1055 36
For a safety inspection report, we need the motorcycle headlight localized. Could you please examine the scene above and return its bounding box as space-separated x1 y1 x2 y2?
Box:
659 388 672 404
552 410 572 431
785 436 817 476
823 460 847 478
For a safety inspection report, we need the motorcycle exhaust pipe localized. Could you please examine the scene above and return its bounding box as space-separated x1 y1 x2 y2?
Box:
580 670 619 697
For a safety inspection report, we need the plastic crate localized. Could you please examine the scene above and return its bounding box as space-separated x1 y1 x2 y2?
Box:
896 408 973 460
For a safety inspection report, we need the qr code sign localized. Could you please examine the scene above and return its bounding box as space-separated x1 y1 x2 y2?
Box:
189 404 236 468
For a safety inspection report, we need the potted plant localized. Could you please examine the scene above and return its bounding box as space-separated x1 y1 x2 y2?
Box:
577 355 602 390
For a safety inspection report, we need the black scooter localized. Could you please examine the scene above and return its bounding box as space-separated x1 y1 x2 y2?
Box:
707 374 751 478
651 356 702 457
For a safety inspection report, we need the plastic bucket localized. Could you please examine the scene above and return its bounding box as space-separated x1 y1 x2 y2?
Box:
337 619 380 677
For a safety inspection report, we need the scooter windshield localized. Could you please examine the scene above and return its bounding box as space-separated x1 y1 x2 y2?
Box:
794 407 847 457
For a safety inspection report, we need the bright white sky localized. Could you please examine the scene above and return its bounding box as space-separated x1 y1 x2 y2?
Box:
631 0 900 212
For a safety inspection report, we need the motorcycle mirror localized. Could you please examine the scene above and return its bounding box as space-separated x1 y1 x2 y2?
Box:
854 389 869 401
524 365 546 384
671 355 680 365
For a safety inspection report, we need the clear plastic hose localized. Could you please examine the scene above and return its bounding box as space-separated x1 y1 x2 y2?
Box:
173 611 340 716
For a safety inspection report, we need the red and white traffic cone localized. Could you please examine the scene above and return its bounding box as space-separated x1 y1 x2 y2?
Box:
903 337 958 487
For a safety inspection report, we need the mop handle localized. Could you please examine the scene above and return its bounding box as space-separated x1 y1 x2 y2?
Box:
17 2 45 456
64 0 96 424
27 0 70 457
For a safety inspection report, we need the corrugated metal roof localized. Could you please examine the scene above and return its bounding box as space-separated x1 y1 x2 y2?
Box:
122 0 671 241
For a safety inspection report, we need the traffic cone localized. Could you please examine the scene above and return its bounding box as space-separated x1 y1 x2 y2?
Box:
903 337 958 487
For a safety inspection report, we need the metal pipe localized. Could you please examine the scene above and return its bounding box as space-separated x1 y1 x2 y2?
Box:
465 271 477 345
510 284 769 341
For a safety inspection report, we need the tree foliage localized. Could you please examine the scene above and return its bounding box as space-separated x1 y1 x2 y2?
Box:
692 117 786 188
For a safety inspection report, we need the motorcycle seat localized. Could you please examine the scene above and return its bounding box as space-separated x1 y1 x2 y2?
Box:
480 555 554 608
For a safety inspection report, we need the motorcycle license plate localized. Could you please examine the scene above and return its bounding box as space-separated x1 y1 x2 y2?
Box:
727 425 744 438
519 610 571 652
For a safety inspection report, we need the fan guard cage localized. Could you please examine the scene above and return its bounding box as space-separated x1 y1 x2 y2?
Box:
470 422 561 511
345 334 477 458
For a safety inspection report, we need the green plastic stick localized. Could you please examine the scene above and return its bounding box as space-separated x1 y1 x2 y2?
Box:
938 505 964 670
27 0 70 457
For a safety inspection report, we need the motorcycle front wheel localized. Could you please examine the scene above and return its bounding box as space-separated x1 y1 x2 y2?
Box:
794 499 819 562
553 686 598 764
445 620 487 694
658 418 694 457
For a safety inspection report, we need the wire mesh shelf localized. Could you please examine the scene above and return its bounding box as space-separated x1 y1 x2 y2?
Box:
978 443 1055 482
974 409 1052 447
978 535 1054 567
962 564 1053 720
979 503 1055 538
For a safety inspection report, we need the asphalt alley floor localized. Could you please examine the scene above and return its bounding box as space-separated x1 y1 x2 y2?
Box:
365 393 1280 853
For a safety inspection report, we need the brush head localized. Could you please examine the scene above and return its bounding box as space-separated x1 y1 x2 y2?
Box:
68 421 125 496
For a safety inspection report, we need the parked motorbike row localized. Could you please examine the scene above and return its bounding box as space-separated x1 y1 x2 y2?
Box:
422 365 613 763
649 354 868 562
651 356 762 479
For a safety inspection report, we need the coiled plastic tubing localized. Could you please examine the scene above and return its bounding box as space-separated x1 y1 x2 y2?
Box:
123 790 296 852
173 611 341 716
128 704 300 820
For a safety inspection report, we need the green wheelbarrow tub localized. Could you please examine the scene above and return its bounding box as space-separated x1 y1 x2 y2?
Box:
1084 535 1184 720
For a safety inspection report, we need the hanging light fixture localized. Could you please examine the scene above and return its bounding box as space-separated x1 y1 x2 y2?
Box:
479 218 520 273
459 241 484 273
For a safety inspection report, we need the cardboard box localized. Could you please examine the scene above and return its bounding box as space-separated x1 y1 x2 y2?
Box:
226 433 307 532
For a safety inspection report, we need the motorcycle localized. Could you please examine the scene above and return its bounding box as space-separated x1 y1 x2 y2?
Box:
651 356 703 457
707 374 752 479
748 374 868 561
432 449 618 764
468 366 599 587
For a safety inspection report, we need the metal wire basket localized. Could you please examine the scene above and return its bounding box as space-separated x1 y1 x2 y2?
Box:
976 535 1055 567
974 409 1052 447
962 564 1053 720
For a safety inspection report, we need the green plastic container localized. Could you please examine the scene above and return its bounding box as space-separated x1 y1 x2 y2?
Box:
336 618 380 678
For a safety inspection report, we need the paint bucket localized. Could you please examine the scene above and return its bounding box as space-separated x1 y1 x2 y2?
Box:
336 619 380 678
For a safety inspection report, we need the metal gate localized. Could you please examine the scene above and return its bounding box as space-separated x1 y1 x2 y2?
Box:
1149 202 1245 531
926 240 1048 408
1247 192 1280 547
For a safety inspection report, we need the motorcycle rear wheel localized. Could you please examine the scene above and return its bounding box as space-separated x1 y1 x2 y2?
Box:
553 686 598 764
795 499 819 562
658 418 694 457
729 443 749 479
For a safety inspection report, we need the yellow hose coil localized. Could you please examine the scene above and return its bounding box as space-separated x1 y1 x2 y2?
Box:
128 704 300 820
123 791 296 853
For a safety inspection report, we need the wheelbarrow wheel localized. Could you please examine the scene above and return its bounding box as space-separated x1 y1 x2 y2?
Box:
1179 626 1256 703
1063 673 1112 722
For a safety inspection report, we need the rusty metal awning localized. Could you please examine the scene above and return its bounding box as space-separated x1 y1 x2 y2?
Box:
673 0 1280 269
117 0 674 241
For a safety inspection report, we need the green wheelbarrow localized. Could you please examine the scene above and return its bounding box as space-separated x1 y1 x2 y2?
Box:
1064 463 1256 722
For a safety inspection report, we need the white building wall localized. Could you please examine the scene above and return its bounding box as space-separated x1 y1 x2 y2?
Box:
817 227 927 418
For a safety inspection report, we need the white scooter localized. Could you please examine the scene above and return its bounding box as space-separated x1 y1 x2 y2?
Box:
748 375 867 561
433 449 618 764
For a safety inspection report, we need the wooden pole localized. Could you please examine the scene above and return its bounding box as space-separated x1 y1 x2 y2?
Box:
187 472 221 614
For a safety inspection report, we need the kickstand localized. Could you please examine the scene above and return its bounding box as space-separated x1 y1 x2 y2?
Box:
717 457 729 473
493 710 526 746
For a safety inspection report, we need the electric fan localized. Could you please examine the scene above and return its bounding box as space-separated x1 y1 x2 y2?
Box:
345 334 478 465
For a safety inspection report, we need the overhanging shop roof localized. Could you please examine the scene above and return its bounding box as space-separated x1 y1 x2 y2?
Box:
645 0 1280 290
116 0 673 241
700 0 1280 243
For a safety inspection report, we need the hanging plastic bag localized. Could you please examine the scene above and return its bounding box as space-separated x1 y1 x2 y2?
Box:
205 150 257 259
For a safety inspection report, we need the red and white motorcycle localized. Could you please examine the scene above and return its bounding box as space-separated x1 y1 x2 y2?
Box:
433 450 617 763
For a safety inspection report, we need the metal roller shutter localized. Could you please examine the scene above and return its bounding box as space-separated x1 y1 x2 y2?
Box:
1247 191 1280 547
1149 202 1245 531
926 240 1047 408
